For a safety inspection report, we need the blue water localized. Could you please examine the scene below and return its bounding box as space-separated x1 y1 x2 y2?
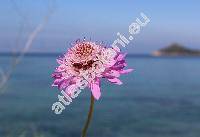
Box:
0 56 200 137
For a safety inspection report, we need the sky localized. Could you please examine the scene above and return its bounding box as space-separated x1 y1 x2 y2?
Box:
0 0 199 54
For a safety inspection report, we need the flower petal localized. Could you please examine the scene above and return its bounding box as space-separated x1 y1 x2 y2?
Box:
104 59 117 67
116 53 127 61
56 64 66 72
57 77 73 90
56 58 63 64
108 78 123 85
52 79 62 86
120 69 134 74
109 70 120 77
90 79 101 100
113 46 121 52
65 84 78 96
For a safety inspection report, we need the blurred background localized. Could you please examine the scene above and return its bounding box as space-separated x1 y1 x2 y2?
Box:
0 0 200 137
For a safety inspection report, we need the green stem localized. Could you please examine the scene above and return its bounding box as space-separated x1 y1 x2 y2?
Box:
82 93 95 137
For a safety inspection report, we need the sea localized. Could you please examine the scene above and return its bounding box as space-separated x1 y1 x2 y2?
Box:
0 54 200 137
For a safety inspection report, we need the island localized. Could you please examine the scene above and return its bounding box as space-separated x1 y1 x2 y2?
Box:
152 43 200 56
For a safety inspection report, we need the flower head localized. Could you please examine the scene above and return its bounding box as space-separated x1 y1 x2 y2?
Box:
52 40 133 100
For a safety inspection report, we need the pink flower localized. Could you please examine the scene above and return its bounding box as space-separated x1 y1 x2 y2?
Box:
52 40 133 100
